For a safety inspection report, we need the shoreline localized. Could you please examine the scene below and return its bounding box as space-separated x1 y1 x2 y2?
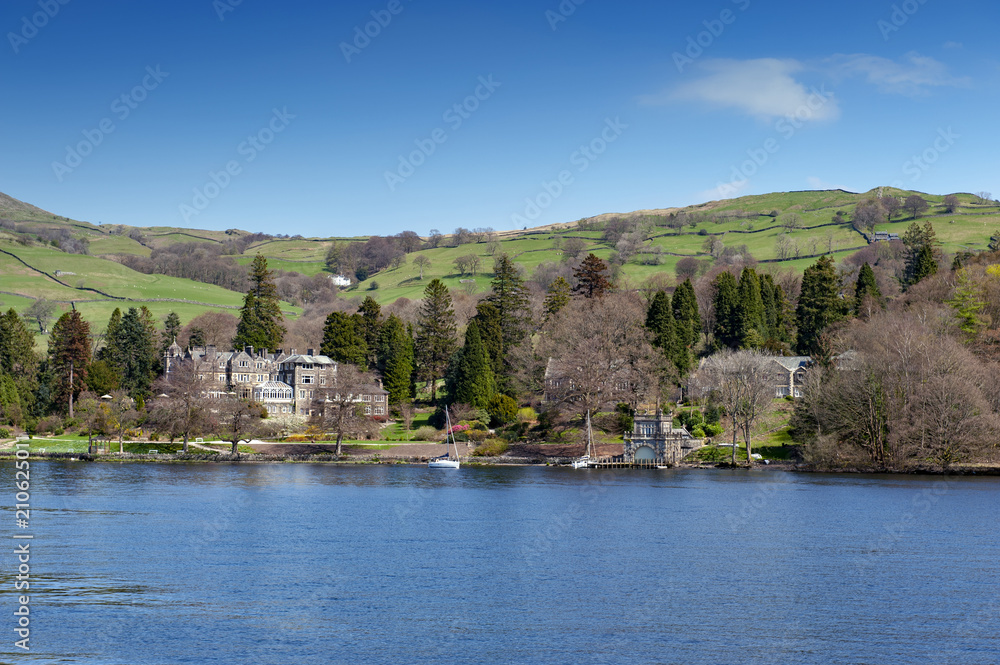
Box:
2 450 999 476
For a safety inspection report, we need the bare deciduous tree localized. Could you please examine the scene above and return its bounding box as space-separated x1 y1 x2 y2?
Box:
413 255 431 279
216 395 269 456
308 364 381 456
147 358 213 452
541 294 668 422
701 350 780 465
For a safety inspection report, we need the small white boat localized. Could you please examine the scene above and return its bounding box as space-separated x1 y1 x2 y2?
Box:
429 409 461 469
571 410 594 469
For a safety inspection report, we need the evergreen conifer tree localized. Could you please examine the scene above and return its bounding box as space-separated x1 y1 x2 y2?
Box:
358 296 383 370
543 276 571 321
450 320 495 408
735 267 765 348
48 311 91 409
670 279 701 349
415 279 457 403
321 312 368 366
573 253 611 298
854 263 882 314
378 314 414 405
795 255 846 356
233 254 286 351
712 271 740 350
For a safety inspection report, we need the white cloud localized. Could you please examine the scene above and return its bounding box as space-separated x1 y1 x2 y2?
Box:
805 176 845 190
642 58 840 122
826 52 970 95
697 178 750 202
943 41 964 50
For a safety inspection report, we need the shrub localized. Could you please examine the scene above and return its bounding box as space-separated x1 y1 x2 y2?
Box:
487 394 518 427
149 432 160 442
702 423 724 437
472 439 509 457
53 428 65 436
0 428 9 439
284 434 309 442
690 426 706 438
36 416 62 435
412 426 442 442
517 407 538 423
704 404 721 425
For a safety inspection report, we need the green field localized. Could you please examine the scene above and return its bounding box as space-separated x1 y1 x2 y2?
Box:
2 186 998 329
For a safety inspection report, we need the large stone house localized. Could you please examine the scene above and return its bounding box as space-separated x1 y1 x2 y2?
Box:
164 344 387 419
771 356 812 398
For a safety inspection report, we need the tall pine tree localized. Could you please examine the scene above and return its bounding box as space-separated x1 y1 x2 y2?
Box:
415 279 457 404
449 319 495 408
321 312 367 366
49 311 91 410
0 309 38 411
543 276 571 321
573 253 611 298
378 314 413 405
735 267 765 348
233 254 286 351
106 307 159 399
795 255 846 356
712 271 740 350
357 296 383 370
854 262 882 314
471 301 503 381
671 279 701 350
487 254 530 393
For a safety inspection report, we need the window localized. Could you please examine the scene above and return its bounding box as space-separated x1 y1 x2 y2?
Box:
240 360 249 368
302 375 314 384
364 405 372 415
374 406 385 415
299 390 306 398
309 390 314 398
320 377 326 385
218 375 225 382
281 406 288 413
362 394 371 402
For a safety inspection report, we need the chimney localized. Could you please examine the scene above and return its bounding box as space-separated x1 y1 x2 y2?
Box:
245 346 253 356
290 348 297 356
307 348 315 356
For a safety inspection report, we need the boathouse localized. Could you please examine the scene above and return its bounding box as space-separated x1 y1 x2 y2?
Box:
623 410 699 466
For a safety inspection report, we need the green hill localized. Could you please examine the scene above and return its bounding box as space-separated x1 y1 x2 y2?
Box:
1 187 998 337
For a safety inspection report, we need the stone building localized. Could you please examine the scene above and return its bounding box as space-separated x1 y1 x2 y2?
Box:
163 344 386 419
623 410 700 465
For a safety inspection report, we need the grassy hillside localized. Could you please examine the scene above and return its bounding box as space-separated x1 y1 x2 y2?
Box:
1 187 998 334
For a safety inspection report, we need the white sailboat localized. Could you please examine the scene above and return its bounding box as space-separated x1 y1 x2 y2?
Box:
428 409 461 469
571 410 593 469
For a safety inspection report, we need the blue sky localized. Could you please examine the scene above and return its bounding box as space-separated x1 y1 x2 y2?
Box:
1 0 996 237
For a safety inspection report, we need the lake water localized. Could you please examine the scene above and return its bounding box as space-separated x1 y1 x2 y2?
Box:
2 462 998 664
